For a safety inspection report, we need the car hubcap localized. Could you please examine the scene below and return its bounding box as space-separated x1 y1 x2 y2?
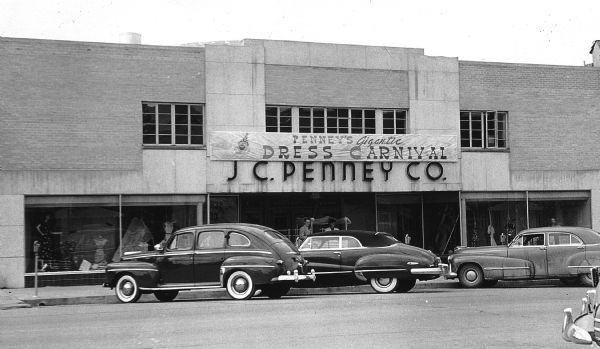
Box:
378 278 392 286
466 270 477 282
121 281 133 296
233 277 248 293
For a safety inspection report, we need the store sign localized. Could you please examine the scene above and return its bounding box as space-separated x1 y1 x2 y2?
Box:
210 131 457 162
225 160 448 182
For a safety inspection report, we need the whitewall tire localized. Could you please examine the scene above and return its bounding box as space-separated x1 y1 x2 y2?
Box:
226 271 255 300
370 277 399 293
115 274 141 303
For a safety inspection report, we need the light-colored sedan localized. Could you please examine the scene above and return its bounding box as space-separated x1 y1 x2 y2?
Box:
448 226 600 288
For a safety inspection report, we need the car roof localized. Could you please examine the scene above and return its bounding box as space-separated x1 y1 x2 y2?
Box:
176 223 281 237
309 230 391 238
519 226 600 244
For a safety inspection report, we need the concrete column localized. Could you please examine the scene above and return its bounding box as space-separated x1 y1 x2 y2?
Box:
197 201 204 225
592 189 600 230
0 195 25 288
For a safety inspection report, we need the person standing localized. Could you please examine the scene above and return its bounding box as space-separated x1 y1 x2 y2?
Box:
296 217 312 247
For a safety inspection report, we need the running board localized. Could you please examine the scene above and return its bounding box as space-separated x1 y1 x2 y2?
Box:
140 285 222 291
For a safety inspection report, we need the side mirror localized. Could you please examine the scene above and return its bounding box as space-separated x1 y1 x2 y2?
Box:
154 243 163 251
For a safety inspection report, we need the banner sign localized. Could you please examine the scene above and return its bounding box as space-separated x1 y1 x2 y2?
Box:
210 131 457 162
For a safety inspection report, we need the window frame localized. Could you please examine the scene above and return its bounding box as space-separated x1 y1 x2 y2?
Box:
460 110 508 150
143 102 205 147
267 106 407 135
266 106 292 133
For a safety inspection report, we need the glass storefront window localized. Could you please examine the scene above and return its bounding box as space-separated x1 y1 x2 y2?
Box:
25 196 120 273
464 195 527 247
25 195 202 273
527 191 591 228
462 191 591 248
376 194 424 247
209 196 239 224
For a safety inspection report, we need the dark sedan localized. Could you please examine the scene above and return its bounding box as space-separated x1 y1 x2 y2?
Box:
297 230 447 293
104 223 316 302
447 226 600 288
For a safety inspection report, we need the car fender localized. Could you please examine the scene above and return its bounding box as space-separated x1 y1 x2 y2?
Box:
354 254 413 280
221 255 279 286
568 252 597 276
451 254 509 280
105 261 159 288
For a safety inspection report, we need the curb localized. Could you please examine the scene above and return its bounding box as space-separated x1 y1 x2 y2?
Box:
7 279 568 308
14 280 460 307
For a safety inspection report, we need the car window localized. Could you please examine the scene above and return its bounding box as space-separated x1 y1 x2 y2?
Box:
548 232 570 245
571 235 583 245
548 232 583 246
510 235 524 247
197 231 225 249
305 236 340 250
228 232 251 247
168 232 194 251
523 233 545 246
341 236 362 248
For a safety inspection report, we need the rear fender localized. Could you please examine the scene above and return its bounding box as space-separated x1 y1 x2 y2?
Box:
568 252 594 276
355 254 412 280
105 262 159 288
221 256 279 286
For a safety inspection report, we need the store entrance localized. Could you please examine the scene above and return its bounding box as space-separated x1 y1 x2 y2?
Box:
376 192 460 255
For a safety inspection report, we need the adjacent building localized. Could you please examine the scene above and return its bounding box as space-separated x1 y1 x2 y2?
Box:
1 36 599 288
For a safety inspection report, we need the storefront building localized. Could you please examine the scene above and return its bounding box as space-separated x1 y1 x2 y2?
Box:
1 37 599 288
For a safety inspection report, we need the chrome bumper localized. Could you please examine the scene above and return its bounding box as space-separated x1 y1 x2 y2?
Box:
272 269 316 283
410 263 449 276
444 263 458 279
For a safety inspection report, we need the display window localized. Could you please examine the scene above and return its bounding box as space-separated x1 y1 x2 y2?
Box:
25 195 202 274
462 191 591 248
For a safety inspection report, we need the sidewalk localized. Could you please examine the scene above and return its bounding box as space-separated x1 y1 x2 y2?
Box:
1 278 566 310
0 278 461 309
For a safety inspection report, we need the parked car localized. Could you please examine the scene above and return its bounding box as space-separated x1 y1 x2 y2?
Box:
297 230 447 293
104 223 316 302
447 226 600 288
560 267 600 346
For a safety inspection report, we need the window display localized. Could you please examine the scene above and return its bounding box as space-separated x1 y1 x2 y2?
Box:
25 195 202 274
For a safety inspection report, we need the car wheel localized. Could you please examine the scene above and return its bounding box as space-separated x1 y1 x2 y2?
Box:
370 277 399 293
263 285 291 299
482 280 498 288
115 274 142 303
395 279 417 293
458 264 484 288
580 273 594 287
154 290 179 302
226 271 255 300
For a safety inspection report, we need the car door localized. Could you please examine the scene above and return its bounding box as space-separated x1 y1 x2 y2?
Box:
300 236 342 274
546 232 584 277
193 230 225 285
506 232 548 279
159 230 195 285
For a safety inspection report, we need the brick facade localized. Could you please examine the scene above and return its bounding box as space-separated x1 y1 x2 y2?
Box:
459 61 600 171
265 64 409 108
0 38 205 171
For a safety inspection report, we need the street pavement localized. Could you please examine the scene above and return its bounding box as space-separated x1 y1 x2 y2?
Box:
0 284 587 349
0 277 567 310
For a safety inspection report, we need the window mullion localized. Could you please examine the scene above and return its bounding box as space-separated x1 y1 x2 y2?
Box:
171 104 175 144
